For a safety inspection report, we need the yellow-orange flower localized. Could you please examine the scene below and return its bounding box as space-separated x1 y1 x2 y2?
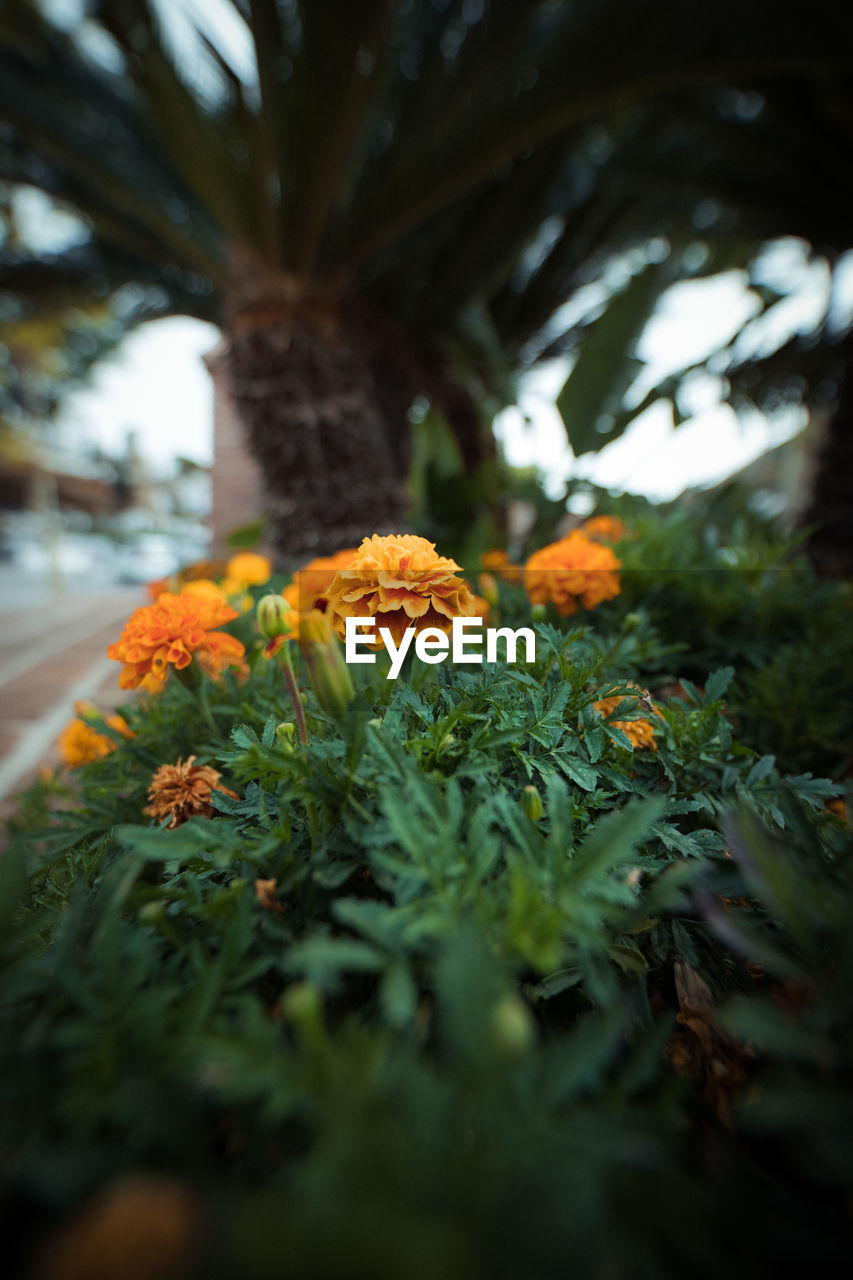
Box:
181 578 227 602
324 534 482 646
480 548 521 584
58 718 116 768
525 531 621 616
73 700 135 739
283 547 358 615
583 515 628 543
146 576 173 601
145 756 238 828
107 592 245 692
179 557 229 583
222 550 272 595
827 797 849 827
593 689 662 751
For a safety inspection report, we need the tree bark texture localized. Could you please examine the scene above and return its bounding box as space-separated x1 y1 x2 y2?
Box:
224 295 416 560
801 333 853 579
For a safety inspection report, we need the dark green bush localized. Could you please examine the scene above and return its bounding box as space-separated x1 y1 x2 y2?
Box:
2 510 851 1279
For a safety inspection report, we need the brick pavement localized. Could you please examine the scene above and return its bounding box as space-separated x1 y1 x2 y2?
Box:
0 588 142 814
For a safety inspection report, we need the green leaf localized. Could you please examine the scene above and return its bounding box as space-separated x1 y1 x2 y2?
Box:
705 666 735 703
567 798 663 884
225 519 269 549
556 265 672 456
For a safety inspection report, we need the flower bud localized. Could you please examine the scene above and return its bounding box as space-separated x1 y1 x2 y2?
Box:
256 593 292 640
275 721 296 752
521 784 543 823
530 602 546 622
624 612 642 633
74 699 101 724
297 609 354 719
281 982 325 1049
138 900 165 925
490 994 535 1057
477 572 500 608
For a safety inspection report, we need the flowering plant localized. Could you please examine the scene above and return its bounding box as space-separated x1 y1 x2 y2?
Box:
107 591 246 692
525 530 621 615
324 533 483 646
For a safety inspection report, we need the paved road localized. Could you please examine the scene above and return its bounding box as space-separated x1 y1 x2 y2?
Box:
0 585 143 809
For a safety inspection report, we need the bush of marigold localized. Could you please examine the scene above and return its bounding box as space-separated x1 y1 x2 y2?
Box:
3 501 852 1280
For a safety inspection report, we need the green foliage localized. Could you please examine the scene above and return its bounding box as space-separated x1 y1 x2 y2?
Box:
2 521 851 1277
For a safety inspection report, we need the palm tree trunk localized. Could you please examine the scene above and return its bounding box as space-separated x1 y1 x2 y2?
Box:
223 291 415 560
800 333 853 578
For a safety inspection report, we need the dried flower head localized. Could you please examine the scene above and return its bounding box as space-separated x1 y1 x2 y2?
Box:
525 531 621 616
583 514 628 543
593 688 662 751
107 592 245 692
254 877 285 914
144 756 238 828
324 533 482 646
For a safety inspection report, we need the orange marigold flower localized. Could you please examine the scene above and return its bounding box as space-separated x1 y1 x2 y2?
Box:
480 548 522 584
144 756 238 828
222 550 272 596
73 700 134 740
58 718 116 769
146 576 174 601
593 689 662 751
324 533 482 646
583 514 628 543
827 797 849 826
107 592 245 693
181 578 228 602
106 713 134 739
525 531 621 616
283 547 359 616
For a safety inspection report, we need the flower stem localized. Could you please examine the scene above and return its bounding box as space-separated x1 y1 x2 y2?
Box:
280 652 308 744
175 664 218 734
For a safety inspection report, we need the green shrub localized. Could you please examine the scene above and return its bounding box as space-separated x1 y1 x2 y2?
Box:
2 514 851 1279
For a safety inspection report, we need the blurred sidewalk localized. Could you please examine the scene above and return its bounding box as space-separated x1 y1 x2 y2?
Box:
0 570 142 809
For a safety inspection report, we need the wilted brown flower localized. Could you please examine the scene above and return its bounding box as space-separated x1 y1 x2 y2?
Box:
144 756 238 828
254 877 285 914
664 960 755 1131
